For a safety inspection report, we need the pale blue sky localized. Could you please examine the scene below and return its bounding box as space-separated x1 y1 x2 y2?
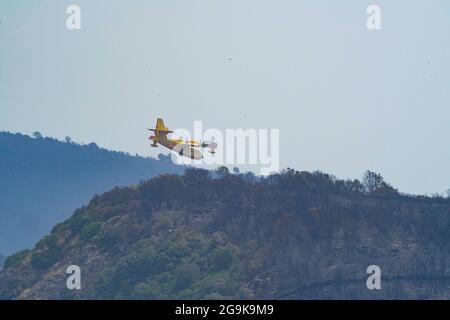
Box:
1 0 449 194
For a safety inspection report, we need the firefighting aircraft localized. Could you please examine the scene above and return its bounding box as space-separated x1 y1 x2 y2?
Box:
148 118 217 160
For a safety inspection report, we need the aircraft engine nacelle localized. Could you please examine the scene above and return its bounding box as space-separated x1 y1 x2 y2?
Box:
202 141 217 156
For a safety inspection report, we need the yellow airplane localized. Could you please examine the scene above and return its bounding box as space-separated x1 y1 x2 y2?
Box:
148 118 217 160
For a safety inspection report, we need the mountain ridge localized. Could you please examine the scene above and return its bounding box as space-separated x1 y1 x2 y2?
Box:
0 131 184 257
1 168 449 299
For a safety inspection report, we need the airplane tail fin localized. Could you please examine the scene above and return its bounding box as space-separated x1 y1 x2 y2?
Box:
149 118 173 133
156 118 169 132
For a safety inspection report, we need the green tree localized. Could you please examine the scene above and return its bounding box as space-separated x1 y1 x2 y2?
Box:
210 246 235 271
184 168 210 185
174 263 201 290
80 222 101 240
32 131 43 139
215 166 230 179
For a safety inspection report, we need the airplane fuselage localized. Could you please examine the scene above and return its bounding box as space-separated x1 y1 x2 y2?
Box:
150 134 203 160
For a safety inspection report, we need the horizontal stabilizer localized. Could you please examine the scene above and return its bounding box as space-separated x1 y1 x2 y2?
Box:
149 118 173 133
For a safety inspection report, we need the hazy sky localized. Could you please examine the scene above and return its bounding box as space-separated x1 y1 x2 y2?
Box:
1 0 449 195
